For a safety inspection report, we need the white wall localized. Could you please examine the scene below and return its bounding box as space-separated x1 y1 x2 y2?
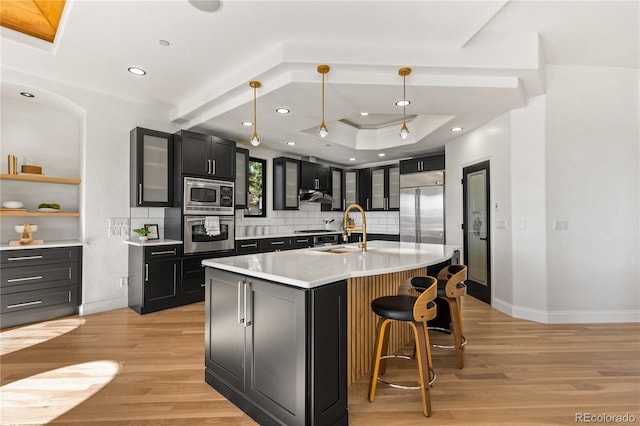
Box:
445 114 514 308
544 65 639 322
510 96 548 321
446 65 639 323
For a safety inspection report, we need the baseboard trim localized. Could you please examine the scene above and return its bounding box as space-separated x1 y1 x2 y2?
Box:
80 297 128 316
491 298 640 324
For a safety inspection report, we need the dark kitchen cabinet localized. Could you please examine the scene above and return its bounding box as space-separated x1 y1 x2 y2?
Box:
259 237 293 252
293 235 314 248
128 244 182 314
175 130 236 180
300 161 329 192
322 167 343 211
181 255 208 305
273 157 300 210
235 147 249 209
399 153 445 174
344 170 358 207
1 246 82 329
357 165 399 211
236 239 261 255
130 127 174 207
205 269 348 426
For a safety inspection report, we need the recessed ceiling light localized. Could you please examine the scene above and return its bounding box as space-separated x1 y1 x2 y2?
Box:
287 141 296 145
241 121 253 127
450 127 464 132
360 112 369 116
20 92 34 98
349 158 356 161
395 99 411 107
275 108 290 114
159 40 170 47
128 67 146 76
378 153 385 157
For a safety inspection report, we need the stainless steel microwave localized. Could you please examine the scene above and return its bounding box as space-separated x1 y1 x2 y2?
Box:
184 177 234 215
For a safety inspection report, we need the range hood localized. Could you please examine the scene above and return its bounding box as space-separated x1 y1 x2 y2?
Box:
299 189 334 203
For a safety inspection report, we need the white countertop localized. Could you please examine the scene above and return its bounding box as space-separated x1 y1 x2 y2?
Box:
0 240 84 251
203 241 459 289
124 239 183 247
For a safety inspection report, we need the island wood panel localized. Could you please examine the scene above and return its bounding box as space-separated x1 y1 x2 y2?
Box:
347 267 426 384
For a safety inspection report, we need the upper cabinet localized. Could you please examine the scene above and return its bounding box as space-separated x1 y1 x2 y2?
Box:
273 157 300 210
399 154 445 174
359 165 400 211
300 161 329 192
175 130 235 180
344 170 358 207
322 167 343 211
235 147 249 209
130 127 174 207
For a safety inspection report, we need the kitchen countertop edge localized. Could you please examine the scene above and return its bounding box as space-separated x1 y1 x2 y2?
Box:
124 239 183 247
1 240 84 251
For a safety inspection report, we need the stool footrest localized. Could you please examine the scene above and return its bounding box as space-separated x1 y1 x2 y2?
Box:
376 355 437 387
428 326 467 349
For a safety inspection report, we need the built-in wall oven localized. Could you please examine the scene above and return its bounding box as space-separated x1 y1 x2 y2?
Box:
182 177 235 254
183 215 234 254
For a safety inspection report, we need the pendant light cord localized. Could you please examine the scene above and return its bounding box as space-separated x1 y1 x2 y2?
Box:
253 85 257 136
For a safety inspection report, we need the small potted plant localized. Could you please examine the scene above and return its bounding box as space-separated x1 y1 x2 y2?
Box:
133 225 149 241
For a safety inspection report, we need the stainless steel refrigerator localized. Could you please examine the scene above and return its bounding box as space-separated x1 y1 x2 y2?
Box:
400 171 445 244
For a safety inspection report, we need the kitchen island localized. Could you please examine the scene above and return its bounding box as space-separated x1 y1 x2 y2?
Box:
202 241 459 426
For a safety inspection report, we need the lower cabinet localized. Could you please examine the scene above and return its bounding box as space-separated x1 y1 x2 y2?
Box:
205 269 348 426
0 246 82 329
128 244 182 314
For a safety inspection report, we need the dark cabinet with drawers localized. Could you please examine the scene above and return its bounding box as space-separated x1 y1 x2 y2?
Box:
1 246 82 329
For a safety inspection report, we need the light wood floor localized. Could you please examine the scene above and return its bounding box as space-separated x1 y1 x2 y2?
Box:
1 297 639 425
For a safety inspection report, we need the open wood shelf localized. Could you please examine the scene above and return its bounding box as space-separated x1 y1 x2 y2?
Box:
0 173 81 185
0 211 80 217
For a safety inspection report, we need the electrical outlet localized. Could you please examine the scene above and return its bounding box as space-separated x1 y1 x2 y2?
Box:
120 277 128 287
109 227 120 238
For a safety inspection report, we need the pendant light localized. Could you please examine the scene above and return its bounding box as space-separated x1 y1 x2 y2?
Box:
249 81 261 146
398 67 411 139
317 65 330 138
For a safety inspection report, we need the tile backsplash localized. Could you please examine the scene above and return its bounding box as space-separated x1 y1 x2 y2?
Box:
235 202 399 237
130 203 399 240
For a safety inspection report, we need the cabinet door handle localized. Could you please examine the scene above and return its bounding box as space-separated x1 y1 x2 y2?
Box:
7 255 43 261
145 264 149 282
240 243 258 248
7 300 42 309
237 281 244 324
367 198 370 210
7 275 43 283
244 281 252 327
211 160 216 175
151 250 176 256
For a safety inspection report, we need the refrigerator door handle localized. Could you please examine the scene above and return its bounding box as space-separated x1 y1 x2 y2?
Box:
415 188 420 243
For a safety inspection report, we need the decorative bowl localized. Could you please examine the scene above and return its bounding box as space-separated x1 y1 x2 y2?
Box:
3 201 24 209
15 224 38 233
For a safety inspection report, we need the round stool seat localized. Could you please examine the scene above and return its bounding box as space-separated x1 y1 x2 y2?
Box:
371 295 416 321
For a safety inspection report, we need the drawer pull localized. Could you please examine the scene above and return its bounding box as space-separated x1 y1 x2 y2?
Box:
240 243 258 248
296 239 309 243
271 241 285 245
7 255 43 261
151 250 176 256
7 275 43 283
7 300 42 309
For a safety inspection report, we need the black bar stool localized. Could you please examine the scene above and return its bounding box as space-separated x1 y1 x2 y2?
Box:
368 276 438 417
430 264 468 369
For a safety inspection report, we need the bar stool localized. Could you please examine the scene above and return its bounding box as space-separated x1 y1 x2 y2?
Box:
368 276 438 417
430 264 468 369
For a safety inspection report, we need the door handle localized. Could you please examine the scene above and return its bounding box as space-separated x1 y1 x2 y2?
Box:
244 282 252 327
145 264 149 281
237 281 244 324
479 237 488 241
7 275 43 283
7 255 43 261
211 160 216 175
139 184 143 204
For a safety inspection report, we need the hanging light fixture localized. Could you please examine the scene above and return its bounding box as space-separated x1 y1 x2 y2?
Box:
398 67 411 139
249 81 261 146
317 65 330 138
